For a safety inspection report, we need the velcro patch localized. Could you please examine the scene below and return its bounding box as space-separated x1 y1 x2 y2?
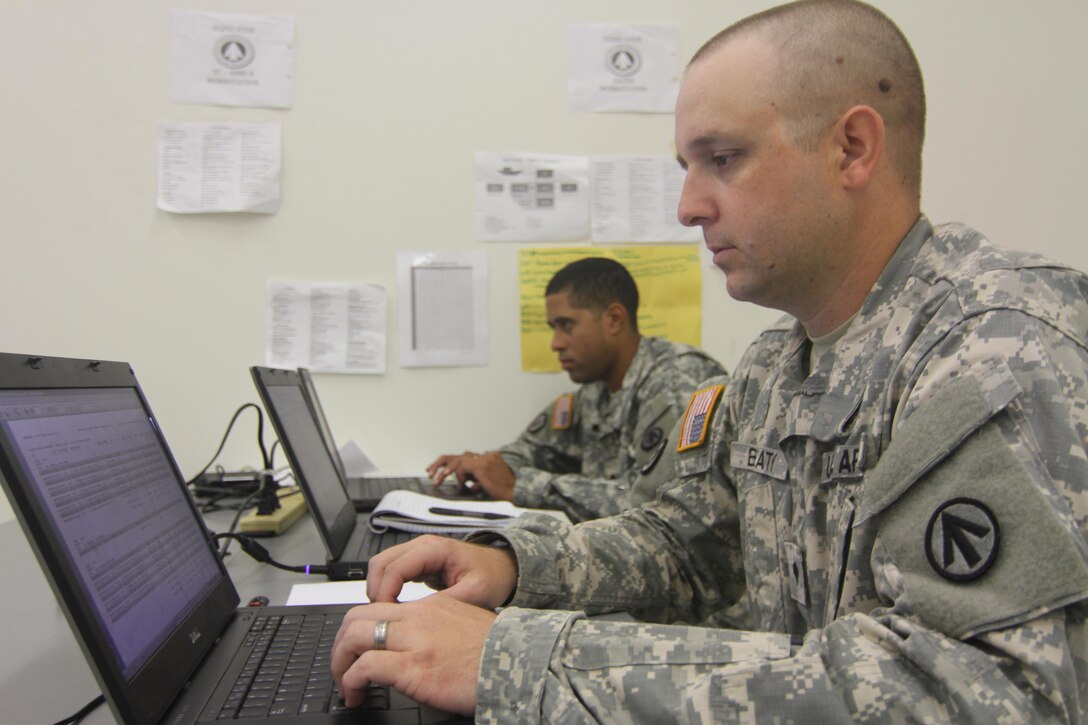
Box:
551 394 574 430
871 373 1088 638
677 384 724 452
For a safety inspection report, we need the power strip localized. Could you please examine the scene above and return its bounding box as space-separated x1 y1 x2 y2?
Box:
238 486 307 535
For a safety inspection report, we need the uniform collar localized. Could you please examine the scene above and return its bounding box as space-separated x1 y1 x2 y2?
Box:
767 216 933 443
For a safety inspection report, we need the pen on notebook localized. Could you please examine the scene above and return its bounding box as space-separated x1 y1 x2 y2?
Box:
428 506 514 520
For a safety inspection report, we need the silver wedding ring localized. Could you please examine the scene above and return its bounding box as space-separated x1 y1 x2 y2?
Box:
372 619 389 651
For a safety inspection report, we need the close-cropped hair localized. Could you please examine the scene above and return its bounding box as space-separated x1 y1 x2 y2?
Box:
691 0 926 195
546 257 640 332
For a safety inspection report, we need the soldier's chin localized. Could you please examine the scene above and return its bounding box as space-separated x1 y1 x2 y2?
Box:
565 368 590 383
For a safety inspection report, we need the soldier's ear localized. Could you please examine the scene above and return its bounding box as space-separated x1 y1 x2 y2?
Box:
602 302 628 335
834 104 884 190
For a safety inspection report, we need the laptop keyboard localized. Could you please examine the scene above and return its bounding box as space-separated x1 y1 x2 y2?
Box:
358 528 415 559
366 476 431 496
217 612 391 719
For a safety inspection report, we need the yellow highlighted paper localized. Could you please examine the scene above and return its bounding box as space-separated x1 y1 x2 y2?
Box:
519 246 703 372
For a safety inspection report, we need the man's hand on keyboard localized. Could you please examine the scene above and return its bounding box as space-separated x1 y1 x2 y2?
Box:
427 451 516 501
330 594 492 717
365 534 518 608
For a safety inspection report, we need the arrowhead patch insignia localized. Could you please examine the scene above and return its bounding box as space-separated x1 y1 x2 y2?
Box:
924 497 1000 582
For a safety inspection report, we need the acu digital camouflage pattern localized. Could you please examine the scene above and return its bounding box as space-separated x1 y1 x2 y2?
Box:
470 218 1088 722
498 335 726 523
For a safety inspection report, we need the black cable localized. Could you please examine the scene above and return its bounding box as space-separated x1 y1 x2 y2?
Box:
212 533 332 576
186 402 269 488
212 481 302 560
217 488 264 559
52 694 105 725
183 402 286 557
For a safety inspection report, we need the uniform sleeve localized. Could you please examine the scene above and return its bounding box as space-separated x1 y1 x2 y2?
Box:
506 387 683 523
484 379 741 622
475 606 1086 723
507 468 630 522
495 393 633 523
503 361 728 522
496 398 582 477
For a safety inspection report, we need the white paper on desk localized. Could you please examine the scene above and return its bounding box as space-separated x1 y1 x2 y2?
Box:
590 156 701 243
396 251 488 367
266 280 386 374
157 121 281 214
567 24 679 113
171 10 295 109
475 152 590 242
286 580 435 606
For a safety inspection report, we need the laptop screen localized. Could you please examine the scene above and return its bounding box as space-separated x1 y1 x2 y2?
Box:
0 385 221 680
251 366 357 560
297 367 348 482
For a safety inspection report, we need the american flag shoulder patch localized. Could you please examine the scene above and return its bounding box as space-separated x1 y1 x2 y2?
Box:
677 384 725 452
551 394 574 430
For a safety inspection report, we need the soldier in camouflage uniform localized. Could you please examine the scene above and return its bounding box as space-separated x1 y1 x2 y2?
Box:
427 256 727 523
330 2 1088 721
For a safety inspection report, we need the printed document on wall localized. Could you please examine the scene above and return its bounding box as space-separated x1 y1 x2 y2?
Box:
157 122 280 214
397 252 488 367
567 25 678 113
266 281 386 374
475 152 590 242
171 10 295 109
591 156 701 242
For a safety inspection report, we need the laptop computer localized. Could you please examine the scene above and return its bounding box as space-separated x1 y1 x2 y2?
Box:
296 368 463 512
251 367 461 580
0 352 466 724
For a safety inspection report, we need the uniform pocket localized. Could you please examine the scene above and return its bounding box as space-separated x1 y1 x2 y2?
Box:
736 476 787 633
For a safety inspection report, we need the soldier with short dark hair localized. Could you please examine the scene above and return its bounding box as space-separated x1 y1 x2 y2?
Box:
331 2 1088 720
427 256 727 523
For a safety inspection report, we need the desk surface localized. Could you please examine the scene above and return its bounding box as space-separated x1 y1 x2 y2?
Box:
0 507 333 724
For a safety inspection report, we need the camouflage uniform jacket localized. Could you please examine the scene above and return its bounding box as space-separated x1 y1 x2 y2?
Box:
497 335 727 522
472 218 1088 723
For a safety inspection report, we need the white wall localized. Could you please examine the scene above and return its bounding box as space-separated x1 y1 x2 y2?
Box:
2 1 1086 523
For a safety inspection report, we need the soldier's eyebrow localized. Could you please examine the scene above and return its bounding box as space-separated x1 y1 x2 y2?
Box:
675 136 713 171
677 133 746 170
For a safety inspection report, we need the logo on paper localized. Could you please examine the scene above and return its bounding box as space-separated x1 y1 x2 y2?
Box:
215 35 255 70
605 45 642 77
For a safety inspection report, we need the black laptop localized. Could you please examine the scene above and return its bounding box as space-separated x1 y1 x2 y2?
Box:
296 368 462 512
251 367 464 580
0 352 465 724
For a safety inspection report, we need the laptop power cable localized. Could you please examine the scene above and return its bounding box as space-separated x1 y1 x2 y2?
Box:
211 532 335 577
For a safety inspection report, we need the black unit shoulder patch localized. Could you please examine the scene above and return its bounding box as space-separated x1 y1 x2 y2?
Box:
527 412 548 434
640 440 666 475
924 497 1000 582
640 426 664 451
